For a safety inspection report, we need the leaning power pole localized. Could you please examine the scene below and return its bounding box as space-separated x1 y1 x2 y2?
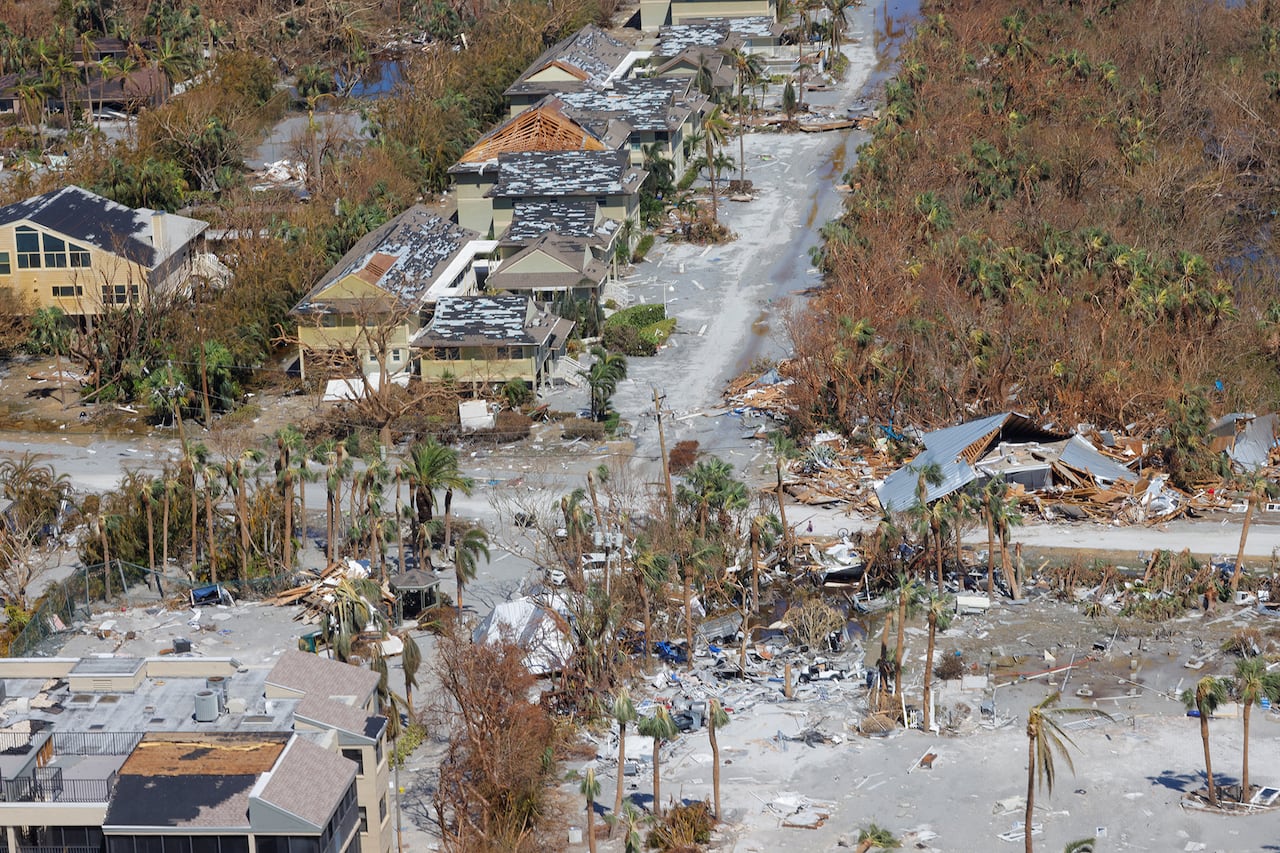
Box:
654 388 674 511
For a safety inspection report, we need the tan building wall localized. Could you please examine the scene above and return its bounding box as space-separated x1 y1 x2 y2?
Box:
670 0 775 22
419 353 539 385
454 175 496 236
0 220 192 316
641 0 672 30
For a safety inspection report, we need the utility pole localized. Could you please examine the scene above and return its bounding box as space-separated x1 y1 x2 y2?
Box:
654 388 674 511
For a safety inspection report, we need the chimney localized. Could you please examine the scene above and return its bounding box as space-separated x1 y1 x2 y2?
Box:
150 210 166 254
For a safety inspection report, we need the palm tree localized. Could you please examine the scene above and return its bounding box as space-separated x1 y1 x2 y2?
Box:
400 631 422 718
700 107 732 225
726 48 762 187
611 689 638 828
1024 693 1100 853
891 573 920 701
637 707 679 817
580 767 601 853
582 347 628 422
1230 659 1280 802
324 577 386 662
406 437 474 557
1181 676 1229 808
634 547 671 665
452 526 490 611
919 588 953 731
905 463 947 591
987 477 1024 598
707 698 730 819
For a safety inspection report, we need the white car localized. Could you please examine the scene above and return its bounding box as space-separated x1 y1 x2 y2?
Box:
545 568 567 587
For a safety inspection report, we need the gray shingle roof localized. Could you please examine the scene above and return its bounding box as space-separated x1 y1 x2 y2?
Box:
506 25 632 95
655 21 733 55
412 295 569 347
0 185 206 267
292 205 477 315
294 693 385 741
559 77 696 133
265 649 380 705
255 736 356 830
489 150 644 198
503 200 601 241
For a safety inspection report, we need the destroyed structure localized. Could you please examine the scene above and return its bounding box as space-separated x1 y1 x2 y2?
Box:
877 412 1138 512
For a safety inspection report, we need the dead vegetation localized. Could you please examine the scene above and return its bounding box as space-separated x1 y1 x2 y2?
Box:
789 0 1280 437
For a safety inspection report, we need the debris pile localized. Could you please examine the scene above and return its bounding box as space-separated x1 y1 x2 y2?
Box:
266 559 395 623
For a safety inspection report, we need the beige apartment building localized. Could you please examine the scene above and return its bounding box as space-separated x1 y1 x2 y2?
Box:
0 650 391 853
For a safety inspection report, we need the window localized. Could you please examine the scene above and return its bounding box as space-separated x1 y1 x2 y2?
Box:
374 739 383 764
42 233 67 268
16 226 40 268
53 285 82 298
0 251 10 274
379 794 388 820
341 748 364 776
391 349 401 363
102 283 139 305
69 243 90 267
358 807 368 833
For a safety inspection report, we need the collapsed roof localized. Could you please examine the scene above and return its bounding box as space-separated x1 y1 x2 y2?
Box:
876 412 1137 512
472 597 571 676
1211 412 1280 471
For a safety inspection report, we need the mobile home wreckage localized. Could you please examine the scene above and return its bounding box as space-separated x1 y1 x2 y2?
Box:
877 412 1139 513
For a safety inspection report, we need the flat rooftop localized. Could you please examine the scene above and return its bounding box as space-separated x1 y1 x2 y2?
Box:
0 665 297 747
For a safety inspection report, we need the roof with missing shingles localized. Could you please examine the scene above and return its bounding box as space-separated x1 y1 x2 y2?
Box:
291 205 478 315
487 150 645 198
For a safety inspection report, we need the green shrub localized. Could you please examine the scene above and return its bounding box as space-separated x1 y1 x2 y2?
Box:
606 304 667 329
633 234 655 262
602 305 674 356
392 722 427 768
603 324 655 356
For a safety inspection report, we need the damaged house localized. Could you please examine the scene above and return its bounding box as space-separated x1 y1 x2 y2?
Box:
876 412 1138 513
289 206 495 381
412 294 574 393
1211 412 1280 472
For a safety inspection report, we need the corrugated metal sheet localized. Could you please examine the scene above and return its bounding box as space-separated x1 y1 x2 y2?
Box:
1057 435 1137 483
875 413 1071 513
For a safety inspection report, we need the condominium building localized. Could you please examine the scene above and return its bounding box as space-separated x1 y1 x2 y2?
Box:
0 651 391 853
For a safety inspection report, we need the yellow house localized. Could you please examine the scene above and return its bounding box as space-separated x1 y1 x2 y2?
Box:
486 233 611 305
413 295 574 392
490 150 646 249
503 24 637 116
448 98 626 236
0 185 209 317
289 206 491 381
668 0 778 26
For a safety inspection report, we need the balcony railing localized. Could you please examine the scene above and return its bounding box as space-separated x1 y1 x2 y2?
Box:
50 731 142 756
1 770 117 804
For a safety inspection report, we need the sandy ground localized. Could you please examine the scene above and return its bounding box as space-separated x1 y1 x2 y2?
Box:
560 597 1280 853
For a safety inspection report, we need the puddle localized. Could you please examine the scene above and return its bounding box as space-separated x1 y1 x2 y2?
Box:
751 312 770 336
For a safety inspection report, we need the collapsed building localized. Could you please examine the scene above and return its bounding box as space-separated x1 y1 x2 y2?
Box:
876 412 1139 512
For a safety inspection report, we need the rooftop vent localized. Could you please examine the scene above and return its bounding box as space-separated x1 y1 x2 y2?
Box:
194 690 219 723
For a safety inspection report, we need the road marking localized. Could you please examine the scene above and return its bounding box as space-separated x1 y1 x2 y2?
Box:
700 245 713 258
691 279 703 290
698 324 707 336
